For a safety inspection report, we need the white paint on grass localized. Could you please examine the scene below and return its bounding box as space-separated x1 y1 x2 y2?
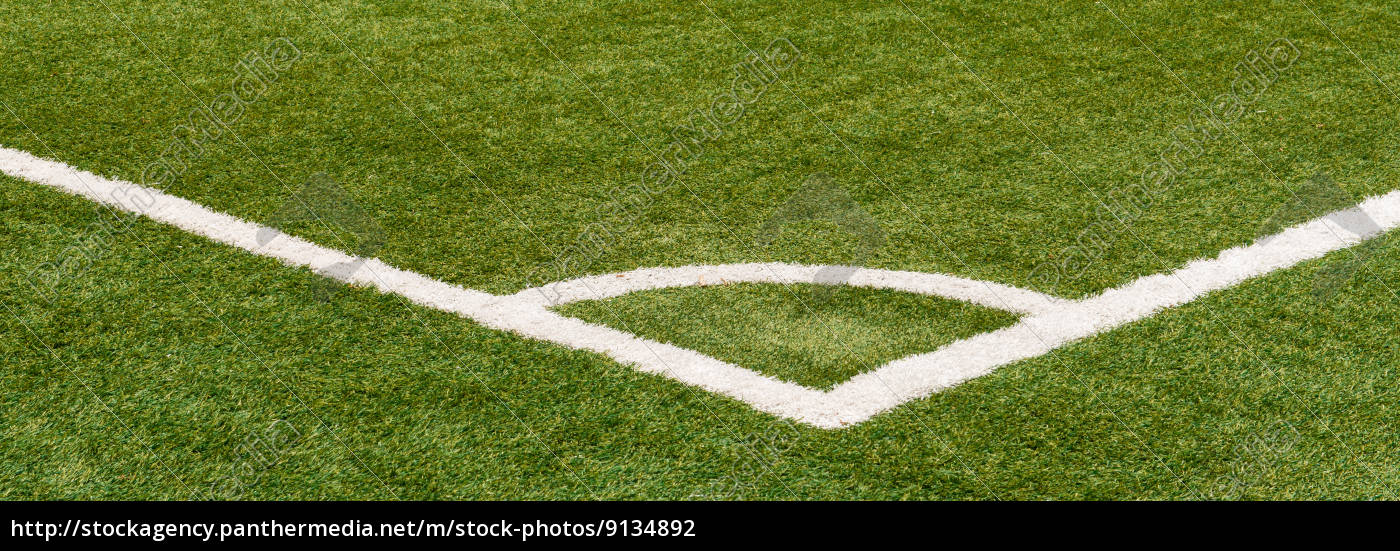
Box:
5 145 1399 428
515 263 1067 315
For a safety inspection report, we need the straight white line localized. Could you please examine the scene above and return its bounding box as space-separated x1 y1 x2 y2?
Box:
0 146 499 316
827 190 1400 424
6 145 1399 428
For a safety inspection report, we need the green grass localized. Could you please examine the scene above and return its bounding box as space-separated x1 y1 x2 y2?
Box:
6 174 1400 499
3 0 1400 499
5 0 1400 297
558 283 1019 389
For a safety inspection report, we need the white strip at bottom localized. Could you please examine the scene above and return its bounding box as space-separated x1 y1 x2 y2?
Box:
5 145 1398 428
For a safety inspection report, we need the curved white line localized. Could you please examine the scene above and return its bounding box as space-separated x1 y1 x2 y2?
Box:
6 144 1400 428
512 262 1067 315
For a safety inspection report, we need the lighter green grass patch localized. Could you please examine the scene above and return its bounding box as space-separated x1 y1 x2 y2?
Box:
556 283 1019 389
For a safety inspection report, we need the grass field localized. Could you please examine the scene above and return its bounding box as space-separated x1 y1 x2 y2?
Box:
3 0 1400 499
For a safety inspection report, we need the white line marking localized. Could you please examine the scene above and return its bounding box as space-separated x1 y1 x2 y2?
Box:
516 263 1066 315
5 145 1398 428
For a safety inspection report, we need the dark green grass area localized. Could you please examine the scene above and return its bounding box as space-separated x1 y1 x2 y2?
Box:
5 0 1400 500
557 283 1019 389
2 1 1399 297
5 177 1400 499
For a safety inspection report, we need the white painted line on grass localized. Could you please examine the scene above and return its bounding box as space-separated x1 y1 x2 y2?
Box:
5 145 1398 428
515 263 1067 315
0 146 500 315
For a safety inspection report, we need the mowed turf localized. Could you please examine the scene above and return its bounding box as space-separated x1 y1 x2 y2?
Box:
3 0 1400 499
6 172 1400 499
3 0 1400 296
558 283 1019 389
